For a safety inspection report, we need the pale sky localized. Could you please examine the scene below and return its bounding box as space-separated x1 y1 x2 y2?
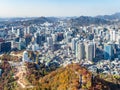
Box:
0 0 120 17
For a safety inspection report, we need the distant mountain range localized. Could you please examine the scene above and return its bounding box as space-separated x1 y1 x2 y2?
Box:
96 12 120 21
0 17 35 22
0 12 120 26
69 16 111 26
22 17 57 25
69 12 120 26
0 17 58 26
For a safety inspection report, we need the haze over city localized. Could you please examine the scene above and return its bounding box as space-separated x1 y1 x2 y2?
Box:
0 0 120 17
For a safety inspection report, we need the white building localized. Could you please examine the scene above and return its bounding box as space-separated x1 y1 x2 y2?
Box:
22 51 29 62
24 26 30 35
16 29 21 37
71 38 77 52
47 37 53 47
110 30 116 41
85 42 95 61
32 43 40 51
52 34 57 43
12 27 15 34
113 30 116 41
76 41 85 60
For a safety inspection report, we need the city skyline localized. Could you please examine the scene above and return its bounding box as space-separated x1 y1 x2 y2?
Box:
0 0 120 17
0 1 120 89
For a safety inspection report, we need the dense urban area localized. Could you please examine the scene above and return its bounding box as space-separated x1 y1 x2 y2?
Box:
0 13 120 90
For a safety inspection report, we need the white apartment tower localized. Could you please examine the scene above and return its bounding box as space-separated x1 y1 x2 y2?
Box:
76 41 85 60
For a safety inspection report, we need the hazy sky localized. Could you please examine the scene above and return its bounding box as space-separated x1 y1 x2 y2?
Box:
0 0 120 17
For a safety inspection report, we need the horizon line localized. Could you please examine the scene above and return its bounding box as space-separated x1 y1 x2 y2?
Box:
0 12 119 18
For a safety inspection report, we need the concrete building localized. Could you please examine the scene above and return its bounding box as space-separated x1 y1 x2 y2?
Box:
47 37 53 47
71 38 77 53
16 29 21 37
110 30 116 41
76 41 85 60
52 34 57 43
85 42 95 61
22 51 29 62
32 43 39 51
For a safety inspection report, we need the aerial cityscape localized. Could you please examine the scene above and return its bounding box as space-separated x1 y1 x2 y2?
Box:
0 0 120 90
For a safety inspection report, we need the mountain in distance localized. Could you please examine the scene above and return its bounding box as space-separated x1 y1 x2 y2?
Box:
69 12 120 26
0 17 35 22
21 17 59 26
0 17 58 26
96 12 120 21
69 16 111 26
27 16 58 23
1 12 120 26
22 17 54 25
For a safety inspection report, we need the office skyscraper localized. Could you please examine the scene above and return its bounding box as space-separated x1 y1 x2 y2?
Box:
104 44 114 60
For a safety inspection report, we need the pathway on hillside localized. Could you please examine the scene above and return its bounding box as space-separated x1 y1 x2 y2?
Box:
15 64 34 89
